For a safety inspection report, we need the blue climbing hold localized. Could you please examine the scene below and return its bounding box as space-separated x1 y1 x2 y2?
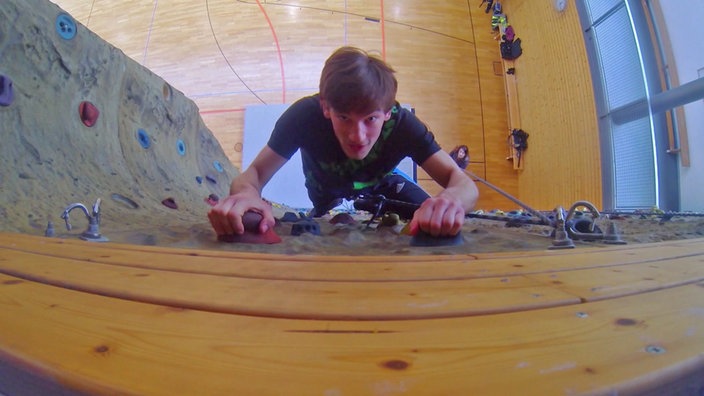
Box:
410 230 464 247
137 128 151 149
291 220 321 236
176 139 186 156
213 160 224 173
205 175 217 184
195 176 203 184
0 75 13 107
56 14 77 40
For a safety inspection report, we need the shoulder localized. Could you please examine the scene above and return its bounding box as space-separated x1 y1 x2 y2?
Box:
285 94 322 116
391 105 425 130
387 104 433 140
273 94 324 130
385 104 441 160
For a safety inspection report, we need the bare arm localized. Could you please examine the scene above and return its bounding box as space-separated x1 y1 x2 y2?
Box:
408 150 479 236
208 146 288 236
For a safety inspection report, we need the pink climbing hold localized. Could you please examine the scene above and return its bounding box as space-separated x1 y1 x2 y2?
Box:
0 75 14 107
217 211 282 244
79 101 100 127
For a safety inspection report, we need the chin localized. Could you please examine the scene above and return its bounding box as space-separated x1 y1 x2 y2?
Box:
345 148 371 160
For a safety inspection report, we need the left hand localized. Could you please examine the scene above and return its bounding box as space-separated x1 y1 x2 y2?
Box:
408 195 465 237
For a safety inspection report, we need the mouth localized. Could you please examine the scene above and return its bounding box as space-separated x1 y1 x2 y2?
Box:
346 143 369 156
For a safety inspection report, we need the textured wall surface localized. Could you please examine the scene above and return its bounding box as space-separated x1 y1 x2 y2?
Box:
0 0 237 239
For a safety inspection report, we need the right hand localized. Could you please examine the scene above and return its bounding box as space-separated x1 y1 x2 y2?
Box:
207 193 276 236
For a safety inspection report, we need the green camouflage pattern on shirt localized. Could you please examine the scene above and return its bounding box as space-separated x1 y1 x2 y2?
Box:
309 106 399 192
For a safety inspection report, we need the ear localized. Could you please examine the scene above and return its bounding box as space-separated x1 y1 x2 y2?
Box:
321 100 332 119
383 110 392 121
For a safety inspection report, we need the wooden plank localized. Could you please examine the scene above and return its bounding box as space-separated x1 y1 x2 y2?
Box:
502 58 524 170
1 233 703 282
1 233 702 282
527 254 704 301
3 239 703 320
0 247 580 320
1 273 703 395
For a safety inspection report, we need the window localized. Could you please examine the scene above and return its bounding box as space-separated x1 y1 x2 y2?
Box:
578 0 680 211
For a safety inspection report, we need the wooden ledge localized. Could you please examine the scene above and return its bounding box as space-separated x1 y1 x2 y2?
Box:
0 233 703 394
1 272 703 395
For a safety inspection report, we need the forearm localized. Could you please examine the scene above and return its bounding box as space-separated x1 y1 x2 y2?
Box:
228 145 288 197
229 169 264 197
437 170 479 213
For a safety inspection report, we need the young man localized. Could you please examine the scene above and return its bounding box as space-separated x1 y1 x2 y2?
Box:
208 46 478 238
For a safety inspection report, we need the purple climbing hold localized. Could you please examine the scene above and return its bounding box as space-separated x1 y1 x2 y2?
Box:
0 75 14 107
217 211 282 244
161 197 178 210
330 213 356 225
204 193 219 207
78 101 100 127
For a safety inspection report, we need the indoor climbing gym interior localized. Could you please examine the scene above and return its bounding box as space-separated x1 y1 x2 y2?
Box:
1 0 703 395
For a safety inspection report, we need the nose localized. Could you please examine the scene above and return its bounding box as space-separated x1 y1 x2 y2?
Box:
348 121 365 143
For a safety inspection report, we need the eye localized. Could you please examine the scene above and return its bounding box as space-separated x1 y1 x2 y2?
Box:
367 116 378 122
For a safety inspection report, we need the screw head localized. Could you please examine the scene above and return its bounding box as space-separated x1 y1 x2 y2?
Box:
645 345 666 355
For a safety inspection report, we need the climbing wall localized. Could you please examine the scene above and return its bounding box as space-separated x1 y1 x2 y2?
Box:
0 0 237 237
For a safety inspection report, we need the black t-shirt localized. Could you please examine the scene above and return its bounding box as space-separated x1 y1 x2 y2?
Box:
267 94 441 201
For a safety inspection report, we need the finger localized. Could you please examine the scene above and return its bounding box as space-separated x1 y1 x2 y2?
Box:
407 213 421 236
259 209 277 234
207 210 224 235
208 201 233 236
427 201 451 237
211 198 241 235
227 207 245 235
444 207 464 236
453 208 466 234
411 200 434 236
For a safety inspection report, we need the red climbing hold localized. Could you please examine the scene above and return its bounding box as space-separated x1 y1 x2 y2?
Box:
217 211 282 244
0 75 14 107
79 101 100 127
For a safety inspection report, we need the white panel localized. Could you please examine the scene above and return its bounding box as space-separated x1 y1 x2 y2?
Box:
243 104 311 208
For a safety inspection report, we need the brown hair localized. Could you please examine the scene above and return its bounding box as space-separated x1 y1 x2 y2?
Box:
319 47 398 114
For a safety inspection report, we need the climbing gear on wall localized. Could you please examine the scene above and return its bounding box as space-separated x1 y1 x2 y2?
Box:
500 37 522 60
504 25 515 41
509 128 529 168
480 0 494 13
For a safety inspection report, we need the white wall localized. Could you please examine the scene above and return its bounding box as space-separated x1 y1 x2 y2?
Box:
660 0 704 211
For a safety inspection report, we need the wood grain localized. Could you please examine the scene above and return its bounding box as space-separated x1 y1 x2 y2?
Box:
1 234 704 394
